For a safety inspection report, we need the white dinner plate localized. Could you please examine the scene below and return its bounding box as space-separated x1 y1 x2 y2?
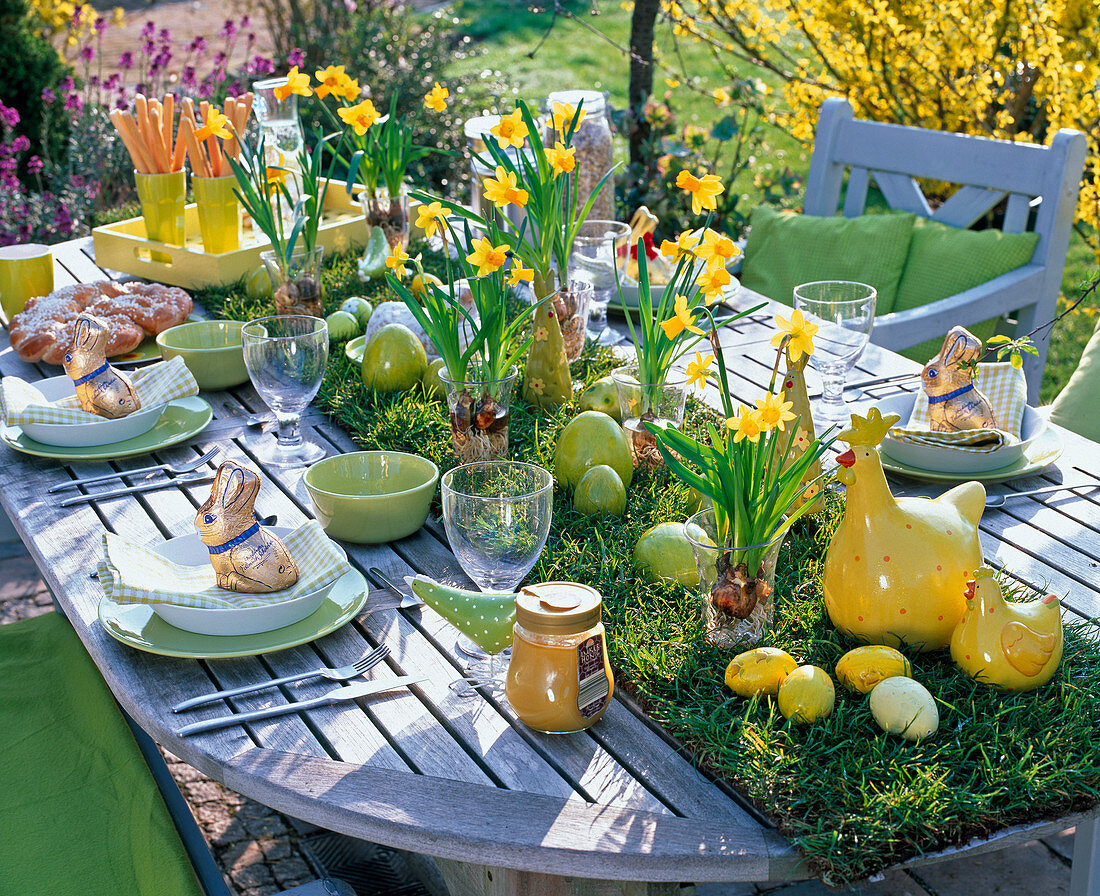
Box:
19 375 166 447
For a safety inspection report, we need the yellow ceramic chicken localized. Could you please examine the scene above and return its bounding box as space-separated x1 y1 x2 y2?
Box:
823 409 985 652
950 566 1063 691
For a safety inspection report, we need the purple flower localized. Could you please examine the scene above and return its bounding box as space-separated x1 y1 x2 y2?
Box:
214 51 227 66
141 20 155 39
188 36 207 53
64 93 83 112
88 74 100 89
0 103 20 129
246 32 256 46
94 17 107 34
246 55 275 76
79 45 95 63
118 50 134 70
198 81 214 99
182 66 197 91
240 15 250 27
158 28 170 44
60 77 76 92
221 19 237 39
105 73 121 90
11 135 30 153
41 87 56 104
27 156 43 174
143 39 155 55
287 47 305 67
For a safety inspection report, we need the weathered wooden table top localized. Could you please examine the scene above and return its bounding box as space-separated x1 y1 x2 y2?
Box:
2 237 1099 891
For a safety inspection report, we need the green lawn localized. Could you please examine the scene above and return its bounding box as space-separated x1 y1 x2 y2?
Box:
441 0 1097 402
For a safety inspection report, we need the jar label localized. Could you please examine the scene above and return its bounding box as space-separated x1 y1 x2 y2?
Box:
577 635 610 719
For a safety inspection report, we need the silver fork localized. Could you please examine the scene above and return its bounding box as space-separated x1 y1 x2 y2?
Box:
48 447 220 493
171 644 391 712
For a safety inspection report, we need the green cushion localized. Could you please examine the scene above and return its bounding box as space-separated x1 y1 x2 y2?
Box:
1049 314 1100 441
740 205 915 312
893 217 1039 363
0 613 202 896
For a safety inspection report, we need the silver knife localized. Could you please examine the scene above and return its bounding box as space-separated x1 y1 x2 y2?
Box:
175 675 426 736
59 473 214 507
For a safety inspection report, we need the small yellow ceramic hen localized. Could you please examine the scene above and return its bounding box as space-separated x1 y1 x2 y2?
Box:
823 409 985 652
950 566 1063 691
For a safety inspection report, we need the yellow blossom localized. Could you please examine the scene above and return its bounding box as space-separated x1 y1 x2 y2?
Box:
659 294 705 339
386 246 410 278
336 77 360 102
770 309 818 362
660 230 699 261
423 82 449 113
695 228 740 271
665 77 681 89
265 166 289 186
490 109 529 150
273 66 312 102
726 407 764 443
696 265 732 305
338 99 380 136
712 87 732 107
507 265 534 287
550 101 587 135
676 170 724 215
482 166 529 208
313 65 352 100
194 109 232 141
754 391 797 431
685 352 714 391
545 142 577 176
414 201 447 240
466 237 509 277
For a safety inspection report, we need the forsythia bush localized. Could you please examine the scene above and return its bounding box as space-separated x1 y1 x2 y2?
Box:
663 0 1100 253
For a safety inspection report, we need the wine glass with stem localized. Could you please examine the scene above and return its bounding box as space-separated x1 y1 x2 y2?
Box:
242 315 329 467
435 461 553 694
793 281 877 427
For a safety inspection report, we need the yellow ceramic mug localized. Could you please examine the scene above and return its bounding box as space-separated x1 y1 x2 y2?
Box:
0 243 53 324
135 169 186 246
192 175 240 254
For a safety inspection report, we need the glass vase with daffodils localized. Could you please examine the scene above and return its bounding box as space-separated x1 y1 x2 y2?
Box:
385 218 542 462
647 308 837 647
412 100 616 407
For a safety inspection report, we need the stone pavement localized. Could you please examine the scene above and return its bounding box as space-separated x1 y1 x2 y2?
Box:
0 536 1080 896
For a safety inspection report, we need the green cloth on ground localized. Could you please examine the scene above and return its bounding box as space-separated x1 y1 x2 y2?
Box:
739 205 915 312
0 612 202 896
1049 314 1100 441
892 217 1039 362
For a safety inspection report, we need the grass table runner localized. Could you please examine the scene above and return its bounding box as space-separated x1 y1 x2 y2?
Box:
198 246 1100 885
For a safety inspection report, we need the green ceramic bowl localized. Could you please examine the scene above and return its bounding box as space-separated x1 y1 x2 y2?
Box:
156 320 248 391
303 451 439 543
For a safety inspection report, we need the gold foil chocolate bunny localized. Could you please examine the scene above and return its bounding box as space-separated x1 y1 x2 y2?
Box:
196 461 299 593
922 327 996 432
62 314 141 418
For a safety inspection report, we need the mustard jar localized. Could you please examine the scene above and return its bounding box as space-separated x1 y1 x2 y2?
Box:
505 581 614 734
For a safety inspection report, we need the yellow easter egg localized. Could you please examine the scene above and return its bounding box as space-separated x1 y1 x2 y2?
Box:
869 677 939 741
777 665 835 723
724 647 798 698
835 645 912 694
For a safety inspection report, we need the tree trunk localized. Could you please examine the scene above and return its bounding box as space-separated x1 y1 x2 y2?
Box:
627 0 660 167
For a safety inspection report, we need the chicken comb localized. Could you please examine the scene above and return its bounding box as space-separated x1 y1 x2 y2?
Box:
838 407 901 447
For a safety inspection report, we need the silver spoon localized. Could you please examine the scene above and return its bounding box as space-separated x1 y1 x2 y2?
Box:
368 567 422 610
985 482 1100 508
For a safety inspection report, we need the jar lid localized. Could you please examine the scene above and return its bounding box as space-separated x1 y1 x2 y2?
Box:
547 89 606 117
464 114 503 141
516 581 602 633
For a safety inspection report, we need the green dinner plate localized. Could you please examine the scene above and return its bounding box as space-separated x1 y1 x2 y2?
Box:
345 335 366 366
98 567 368 658
878 425 1064 484
0 396 212 461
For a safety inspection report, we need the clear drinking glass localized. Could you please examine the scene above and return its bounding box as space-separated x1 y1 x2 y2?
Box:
792 281 877 426
438 462 553 689
569 219 630 335
242 315 329 467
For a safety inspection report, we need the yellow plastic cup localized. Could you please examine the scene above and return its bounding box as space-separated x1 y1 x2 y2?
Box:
193 175 240 254
135 169 186 247
0 243 53 324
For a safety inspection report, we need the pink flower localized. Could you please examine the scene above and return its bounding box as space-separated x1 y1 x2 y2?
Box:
287 47 305 67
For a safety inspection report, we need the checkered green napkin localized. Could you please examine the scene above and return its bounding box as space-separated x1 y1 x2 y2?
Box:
891 363 1028 452
97 521 350 609
0 356 199 427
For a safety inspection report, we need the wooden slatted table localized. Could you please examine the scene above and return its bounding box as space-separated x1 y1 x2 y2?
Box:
2 237 1100 895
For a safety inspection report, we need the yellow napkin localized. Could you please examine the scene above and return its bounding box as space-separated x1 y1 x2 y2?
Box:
0 356 198 427
891 363 1028 453
97 521 350 609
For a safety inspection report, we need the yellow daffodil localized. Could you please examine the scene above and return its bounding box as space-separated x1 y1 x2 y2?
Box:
423 82 449 112
726 407 764 443
659 294 705 339
507 264 534 287
466 237 509 277
273 66 312 102
313 65 352 100
414 201 447 240
338 98 380 136
545 142 576 176
660 230 699 261
550 101 587 135
754 391 797 432
770 309 819 362
482 166 529 208
676 170 724 215
695 228 740 271
265 166 289 186
490 109 529 150
337 76 360 102
696 265 731 305
685 351 714 391
194 109 232 141
386 246 410 278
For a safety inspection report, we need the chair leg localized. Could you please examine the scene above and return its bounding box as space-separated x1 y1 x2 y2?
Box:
1071 818 1100 896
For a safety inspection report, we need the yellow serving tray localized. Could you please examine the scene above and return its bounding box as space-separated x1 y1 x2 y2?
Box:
92 179 368 290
